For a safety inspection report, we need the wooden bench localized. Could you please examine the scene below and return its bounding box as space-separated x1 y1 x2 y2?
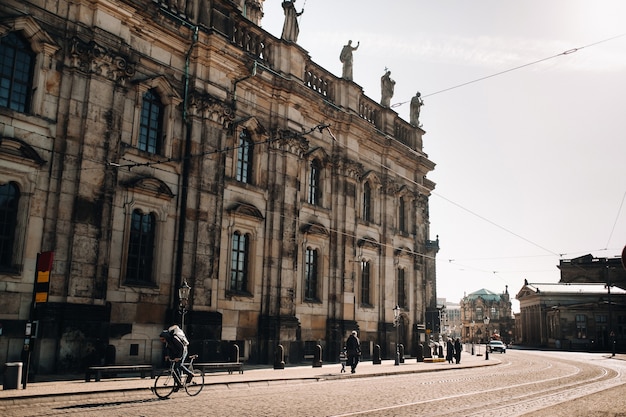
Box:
195 362 244 374
85 364 155 382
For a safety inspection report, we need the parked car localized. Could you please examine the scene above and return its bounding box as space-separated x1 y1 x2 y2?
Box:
488 340 506 353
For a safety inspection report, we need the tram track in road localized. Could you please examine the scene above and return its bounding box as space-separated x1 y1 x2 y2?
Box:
330 351 623 417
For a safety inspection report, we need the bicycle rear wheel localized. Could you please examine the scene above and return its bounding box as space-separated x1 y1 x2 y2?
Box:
153 371 177 399
184 369 204 396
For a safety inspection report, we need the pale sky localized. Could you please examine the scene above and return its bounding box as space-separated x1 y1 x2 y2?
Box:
260 0 626 312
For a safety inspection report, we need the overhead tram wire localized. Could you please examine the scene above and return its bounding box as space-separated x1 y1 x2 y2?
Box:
391 32 626 108
604 191 626 250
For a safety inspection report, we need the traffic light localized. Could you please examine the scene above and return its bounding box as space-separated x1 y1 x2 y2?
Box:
34 251 54 304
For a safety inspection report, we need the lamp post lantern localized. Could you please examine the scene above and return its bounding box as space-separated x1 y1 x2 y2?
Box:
393 305 401 366
484 316 490 360
179 280 191 330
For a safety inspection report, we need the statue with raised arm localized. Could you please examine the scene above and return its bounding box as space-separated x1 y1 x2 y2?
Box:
380 70 395 108
339 40 359 80
410 92 424 126
281 0 304 43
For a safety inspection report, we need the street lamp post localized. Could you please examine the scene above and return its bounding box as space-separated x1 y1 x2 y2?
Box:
471 320 475 355
484 316 490 360
393 305 401 366
179 280 191 330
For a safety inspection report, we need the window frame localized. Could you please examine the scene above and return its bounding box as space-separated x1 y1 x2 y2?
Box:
0 182 20 272
138 89 164 154
0 31 35 113
363 182 371 222
229 230 250 294
361 259 371 306
307 159 322 206
124 209 157 286
304 247 319 301
236 129 254 184
397 267 406 309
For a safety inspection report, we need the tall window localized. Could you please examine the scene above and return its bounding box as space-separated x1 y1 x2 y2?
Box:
363 182 371 222
476 307 483 321
576 314 587 339
304 247 318 301
0 32 34 112
126 210 156 284
397 268 406 308
236 129 254 183
361 260 371 305
0 182 20 270
138 89 163 154
398 196 406 232
308 160 321 205
230 231 249 292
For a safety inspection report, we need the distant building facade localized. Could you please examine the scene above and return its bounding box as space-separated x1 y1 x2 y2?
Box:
438 298 461 340
0 0 438 374
516 255 626 351
460 288 514 345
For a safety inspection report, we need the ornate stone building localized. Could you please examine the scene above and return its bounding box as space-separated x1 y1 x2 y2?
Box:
460 288 514 345
0 0 438 374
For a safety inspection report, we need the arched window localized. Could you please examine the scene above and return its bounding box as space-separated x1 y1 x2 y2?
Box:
308 159 322 206
0 182 20 270
126 210 156 284
361 260 371 305
304 247 318 301
0 32 34 112
230 231 250 292
138 89 164 154
236 129 254 183
363 182 371 221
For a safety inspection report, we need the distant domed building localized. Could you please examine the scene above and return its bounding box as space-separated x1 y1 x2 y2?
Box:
461 287 514 345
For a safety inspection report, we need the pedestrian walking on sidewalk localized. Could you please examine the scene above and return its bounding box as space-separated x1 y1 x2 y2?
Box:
454 338 462 364
446 338 454 364
339 347 347 373
346 331 361 374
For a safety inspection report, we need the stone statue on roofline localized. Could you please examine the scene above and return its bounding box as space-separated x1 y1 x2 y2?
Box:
281 0 304 42
410 92 424 127
339 40 359 80
380 70 395 108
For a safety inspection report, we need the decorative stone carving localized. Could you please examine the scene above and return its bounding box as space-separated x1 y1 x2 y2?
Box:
70 38 135 85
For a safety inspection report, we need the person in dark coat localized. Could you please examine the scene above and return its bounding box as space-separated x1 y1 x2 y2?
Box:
346 331 361 374
454 338 462 364
446 338 454 364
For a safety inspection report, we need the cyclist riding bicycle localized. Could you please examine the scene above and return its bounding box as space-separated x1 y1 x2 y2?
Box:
159 329 194 390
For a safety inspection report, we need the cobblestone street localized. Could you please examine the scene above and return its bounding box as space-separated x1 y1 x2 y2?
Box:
1 350 625 416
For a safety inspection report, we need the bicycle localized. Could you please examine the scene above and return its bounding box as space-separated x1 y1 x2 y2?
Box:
153 354 205 399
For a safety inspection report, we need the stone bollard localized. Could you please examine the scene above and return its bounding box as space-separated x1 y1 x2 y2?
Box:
372 344 382 364
274 344 285 369
399 344 405 363
313 344 323 367
231 343 240 362
416 343 424 362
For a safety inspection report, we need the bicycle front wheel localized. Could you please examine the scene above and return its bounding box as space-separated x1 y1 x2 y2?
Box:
185 369 204 396
153 371 176 399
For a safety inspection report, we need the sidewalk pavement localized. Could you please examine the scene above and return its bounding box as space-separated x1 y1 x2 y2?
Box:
0 352 499 404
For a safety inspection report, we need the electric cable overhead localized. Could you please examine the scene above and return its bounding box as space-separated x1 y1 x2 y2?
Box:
391 32 626 108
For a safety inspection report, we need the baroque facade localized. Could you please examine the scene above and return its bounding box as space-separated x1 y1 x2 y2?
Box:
0 0 438 374
460 288 514 345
